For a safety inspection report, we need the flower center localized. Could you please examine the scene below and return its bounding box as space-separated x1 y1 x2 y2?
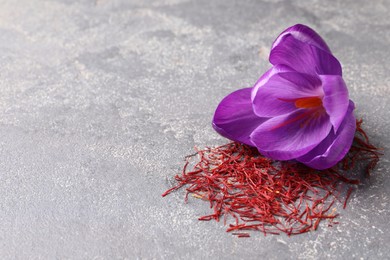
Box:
294 96 323 109
271 96 326 130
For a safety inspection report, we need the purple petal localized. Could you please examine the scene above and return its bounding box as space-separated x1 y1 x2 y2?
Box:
250 108 332 160
251 64 293 102
297 101 356 169
272 24 331 53
270 35 342 76
320 75 349 132
212 88 267 146
252 71 323 117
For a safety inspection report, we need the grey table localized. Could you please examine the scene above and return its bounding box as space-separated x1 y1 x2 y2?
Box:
0 0 389 259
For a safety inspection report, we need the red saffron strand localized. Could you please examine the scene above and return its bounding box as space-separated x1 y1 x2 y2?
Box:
163 119 380 236
343 187 354 209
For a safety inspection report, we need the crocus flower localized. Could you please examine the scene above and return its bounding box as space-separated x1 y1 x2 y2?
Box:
212 24 356 170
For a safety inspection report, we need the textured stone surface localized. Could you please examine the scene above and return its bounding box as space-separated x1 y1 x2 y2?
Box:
0 0 389 259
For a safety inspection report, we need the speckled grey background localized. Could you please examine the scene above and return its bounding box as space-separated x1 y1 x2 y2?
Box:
0 0 389 259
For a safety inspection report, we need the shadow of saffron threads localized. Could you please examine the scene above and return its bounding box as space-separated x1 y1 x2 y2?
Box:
163 119 381 236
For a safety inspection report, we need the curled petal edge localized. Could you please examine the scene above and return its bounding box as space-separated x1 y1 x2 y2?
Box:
270 34 342 76
321 74 350 133
272 24 331 53
251 64 294 102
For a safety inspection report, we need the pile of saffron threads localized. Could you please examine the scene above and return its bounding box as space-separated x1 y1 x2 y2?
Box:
162 120 381 237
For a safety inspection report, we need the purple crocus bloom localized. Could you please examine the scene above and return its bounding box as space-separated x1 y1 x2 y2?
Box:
212 24 356 170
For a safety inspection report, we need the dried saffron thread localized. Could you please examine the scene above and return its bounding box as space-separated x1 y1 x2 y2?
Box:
163 120 380 237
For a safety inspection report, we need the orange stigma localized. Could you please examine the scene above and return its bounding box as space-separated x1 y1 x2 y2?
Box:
294 96 323 109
